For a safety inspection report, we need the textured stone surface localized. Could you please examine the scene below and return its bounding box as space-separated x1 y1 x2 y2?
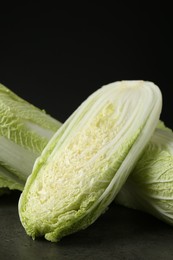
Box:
0 191 173 260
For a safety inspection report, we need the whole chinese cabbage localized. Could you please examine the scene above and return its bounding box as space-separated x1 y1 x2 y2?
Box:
116 123 173 225
19 80 162 242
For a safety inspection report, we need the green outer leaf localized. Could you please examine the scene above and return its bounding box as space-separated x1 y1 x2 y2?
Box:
19 80 162 242
116 126 173 225
0 84 61 152
0 174 24 191
0 83 61 193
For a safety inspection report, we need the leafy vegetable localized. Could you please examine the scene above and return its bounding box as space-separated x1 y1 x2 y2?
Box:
116 123 173 225
19 80 162 242
0 83 61 194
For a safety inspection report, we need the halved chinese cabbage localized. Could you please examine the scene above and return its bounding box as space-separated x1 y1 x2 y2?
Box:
19 80 162 242
116 124 173 225
0 83 61 193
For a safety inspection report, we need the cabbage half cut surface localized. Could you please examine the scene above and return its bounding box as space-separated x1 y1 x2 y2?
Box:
0 84 61 192
116 125 173 225
19 80 162 242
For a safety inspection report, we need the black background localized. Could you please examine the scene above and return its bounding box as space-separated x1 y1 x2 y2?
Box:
0 2 172 127
0 3 173 259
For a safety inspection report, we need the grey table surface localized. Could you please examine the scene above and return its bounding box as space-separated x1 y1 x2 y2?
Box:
0 191 173 260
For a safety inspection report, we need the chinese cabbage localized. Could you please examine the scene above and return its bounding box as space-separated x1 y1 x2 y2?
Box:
116 124 173 225
0 83 61 193
19 80 162 242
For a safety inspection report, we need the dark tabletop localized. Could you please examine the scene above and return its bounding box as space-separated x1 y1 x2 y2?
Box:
0 191 173 260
